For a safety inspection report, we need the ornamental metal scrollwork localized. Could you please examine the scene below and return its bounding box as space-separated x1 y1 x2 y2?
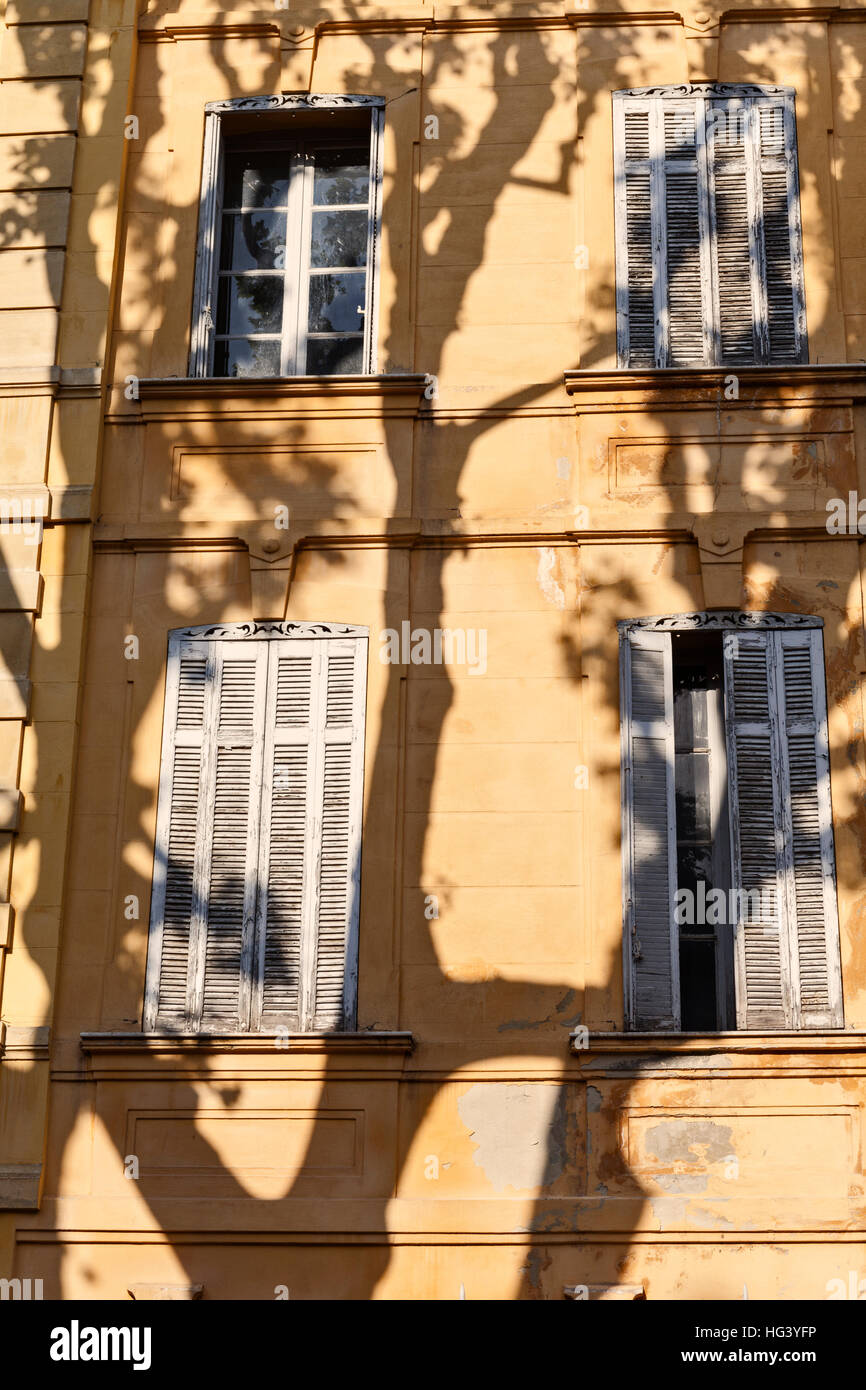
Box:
204 94 385 116
618 611 822 632
614 83 790 100
172 621 369 642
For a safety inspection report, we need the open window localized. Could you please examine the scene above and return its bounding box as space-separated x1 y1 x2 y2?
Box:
143 622 368 1033
619 613 843 1031
189 95 385 378
613 83 807 368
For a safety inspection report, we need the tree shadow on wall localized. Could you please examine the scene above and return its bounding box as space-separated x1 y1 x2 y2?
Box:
2 3 863 1303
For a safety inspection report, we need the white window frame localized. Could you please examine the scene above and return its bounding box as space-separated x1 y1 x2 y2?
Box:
189 95 385 378
619 611 843 1032
143 620 369 1034
613 83 808 369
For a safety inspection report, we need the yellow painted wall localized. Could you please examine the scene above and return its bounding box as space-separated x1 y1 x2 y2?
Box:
1 0 866 1300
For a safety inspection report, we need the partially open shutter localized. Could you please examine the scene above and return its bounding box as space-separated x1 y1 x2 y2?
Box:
255 634 367 1030
144 638 267 1031
775 628 843 1027
723 631 788 1027
723 628 842 1028
621 627 679 1029
313 640 366 1027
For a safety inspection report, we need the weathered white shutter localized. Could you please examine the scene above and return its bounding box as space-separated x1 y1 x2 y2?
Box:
614 86 806 367
254 634 367 1030
146 624 368 1033
614 98 657 367
254 642 314 1028
723 628 842 1028
708 94 806 365
708 97 756 364
144 639 268 1031
758 98 807 363
621 627 680 1029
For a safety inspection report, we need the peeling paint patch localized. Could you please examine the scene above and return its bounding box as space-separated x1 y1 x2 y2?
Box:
645 1119 733 1165
458 1084 569 1193
536 546 565 608
586 1085 603 1113
642 1120 733 1194
518 1247 552 1297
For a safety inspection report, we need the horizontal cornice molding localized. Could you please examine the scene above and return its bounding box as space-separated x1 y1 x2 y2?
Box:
80 1029 415 1055
565 363 866 405
134 373 428 404
137 5 863 42
0 366 101 400
574 1029 866 1054
91 522 862 552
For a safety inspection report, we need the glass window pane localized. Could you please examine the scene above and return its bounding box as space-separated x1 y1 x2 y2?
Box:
219 212 287 271
310 209 368 268
308 271 366 333
676 844 714 902
674 686 708 752
216 274 284 335
305 337 364 375
213 339 282 377
223 151 290 209
312 148 370 206
675 750 711 842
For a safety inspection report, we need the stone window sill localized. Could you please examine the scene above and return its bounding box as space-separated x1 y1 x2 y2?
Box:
80 1030 414 1055
572 1030 866 1054
571 1029 866 1076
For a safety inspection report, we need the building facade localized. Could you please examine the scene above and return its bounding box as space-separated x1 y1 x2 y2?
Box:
1 0 866 1299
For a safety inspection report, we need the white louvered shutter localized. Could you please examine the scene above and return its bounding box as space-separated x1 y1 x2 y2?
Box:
145 639 268 1031
723 628 842 1029
146 625 367 1034
614 99 656 367
254 633 367 1031
614 86 807 367
254 641 315 1028
621 627 680 1029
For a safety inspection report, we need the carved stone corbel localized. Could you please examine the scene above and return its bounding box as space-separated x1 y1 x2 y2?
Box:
691 516 749 609
280 24 316 92
682 7 720 83
243 528 296 620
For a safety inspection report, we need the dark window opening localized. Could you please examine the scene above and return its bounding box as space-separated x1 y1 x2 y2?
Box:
672 631 735 1029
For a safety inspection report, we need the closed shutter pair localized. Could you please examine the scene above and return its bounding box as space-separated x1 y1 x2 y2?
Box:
614 84 808 368
621 621 843 1030
143 624 367 1033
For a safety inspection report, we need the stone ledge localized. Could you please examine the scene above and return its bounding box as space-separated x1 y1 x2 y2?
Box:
1 1022 49 1059
0 365 100 397
564 363 866 406
0 1163 41 1209
135 373 429 401
572 1030 866 1055
80 1030 416 1055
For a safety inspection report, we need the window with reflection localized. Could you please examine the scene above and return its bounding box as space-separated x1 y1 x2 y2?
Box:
190 98 383 379
215 136 373 377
